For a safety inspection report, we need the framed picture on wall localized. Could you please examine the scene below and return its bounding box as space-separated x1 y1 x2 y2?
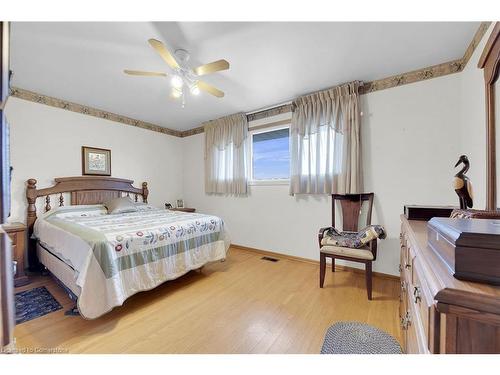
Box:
82 146 111 176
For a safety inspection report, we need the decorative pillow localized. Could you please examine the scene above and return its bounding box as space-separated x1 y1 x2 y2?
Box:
104 196 138 214
357 225 386 246
322 225 386 249
450 209 500 219
134 202 158 212
322 229 362 248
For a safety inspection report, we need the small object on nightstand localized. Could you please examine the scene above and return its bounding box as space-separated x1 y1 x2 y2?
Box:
170 207 196 213
2 222 30 287
165 203 173 209
176 199 184 208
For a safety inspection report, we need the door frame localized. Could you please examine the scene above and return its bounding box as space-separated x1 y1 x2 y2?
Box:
0 20 14 350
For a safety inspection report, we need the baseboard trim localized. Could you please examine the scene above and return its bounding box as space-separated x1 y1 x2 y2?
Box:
230 244 399 281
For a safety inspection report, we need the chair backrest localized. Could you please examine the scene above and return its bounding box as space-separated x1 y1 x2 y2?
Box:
332 193 374 232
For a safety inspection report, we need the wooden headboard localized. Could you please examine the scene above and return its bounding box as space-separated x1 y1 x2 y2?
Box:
25 176 149 237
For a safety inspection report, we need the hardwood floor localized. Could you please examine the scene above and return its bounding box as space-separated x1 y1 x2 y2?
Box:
13 247 401 353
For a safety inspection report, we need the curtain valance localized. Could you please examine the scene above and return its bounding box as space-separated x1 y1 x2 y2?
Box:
290 81 362 194
204 112 248 195
292 81 361 136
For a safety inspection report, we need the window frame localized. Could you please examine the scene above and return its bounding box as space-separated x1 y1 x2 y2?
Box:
248 122 291 186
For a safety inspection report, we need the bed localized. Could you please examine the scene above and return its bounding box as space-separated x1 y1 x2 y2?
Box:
25 176 229 319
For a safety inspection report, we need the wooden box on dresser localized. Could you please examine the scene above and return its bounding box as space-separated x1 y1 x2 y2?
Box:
400 215 500 353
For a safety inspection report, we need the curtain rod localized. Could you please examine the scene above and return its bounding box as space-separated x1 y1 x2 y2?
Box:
182 80 364 137
246 103 293 122
246 100 293 116
246 80 365 122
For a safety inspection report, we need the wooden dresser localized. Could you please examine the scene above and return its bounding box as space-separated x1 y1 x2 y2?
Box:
399 215 500 353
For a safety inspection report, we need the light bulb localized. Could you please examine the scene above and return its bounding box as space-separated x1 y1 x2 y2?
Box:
171 75 183 89
171 87 182 99
190 84 200 96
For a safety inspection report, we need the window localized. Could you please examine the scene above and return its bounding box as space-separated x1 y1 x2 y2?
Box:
249 125 290 184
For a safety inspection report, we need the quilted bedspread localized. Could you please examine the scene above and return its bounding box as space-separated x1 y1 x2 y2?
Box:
34 204 229 319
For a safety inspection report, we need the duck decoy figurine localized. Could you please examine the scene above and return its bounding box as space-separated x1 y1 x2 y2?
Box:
453 155 473 209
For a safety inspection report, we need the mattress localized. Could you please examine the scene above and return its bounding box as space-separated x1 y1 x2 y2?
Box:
34 204 229 319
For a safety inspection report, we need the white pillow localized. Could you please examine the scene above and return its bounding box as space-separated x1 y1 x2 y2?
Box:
104 196 138 214
135 202 158 212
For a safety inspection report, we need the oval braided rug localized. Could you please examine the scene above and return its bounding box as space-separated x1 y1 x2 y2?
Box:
320 321 402 354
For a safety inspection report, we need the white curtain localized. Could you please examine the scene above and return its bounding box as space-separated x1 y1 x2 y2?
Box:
204 113 248 194
290 81 361 194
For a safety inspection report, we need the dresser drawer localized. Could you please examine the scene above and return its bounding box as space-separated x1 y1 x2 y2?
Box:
405 281 430 354
410 257 433 350
400 235 413 280
405 306 419 354
404 243 416 283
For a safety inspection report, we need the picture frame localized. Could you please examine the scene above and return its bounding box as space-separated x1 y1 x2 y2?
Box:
176 199 184 208
82 146 111 176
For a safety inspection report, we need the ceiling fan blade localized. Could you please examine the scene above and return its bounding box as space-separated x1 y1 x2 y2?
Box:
193 59 230 76
198 81 224 98
148 38 180 70
124 69 167 77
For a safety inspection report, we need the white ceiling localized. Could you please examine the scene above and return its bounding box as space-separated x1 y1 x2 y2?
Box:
11 22 479 131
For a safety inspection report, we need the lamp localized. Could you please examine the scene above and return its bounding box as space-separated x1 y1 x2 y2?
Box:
171 87 182 98
171 75 183 89
190 84 200 96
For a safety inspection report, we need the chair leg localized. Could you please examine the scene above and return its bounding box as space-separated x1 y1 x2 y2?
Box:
366 261 373 300
320 253 326 288
331 258 335 272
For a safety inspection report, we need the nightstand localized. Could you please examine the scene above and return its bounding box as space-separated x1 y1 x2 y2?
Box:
2 222 30 287
170 208 196 213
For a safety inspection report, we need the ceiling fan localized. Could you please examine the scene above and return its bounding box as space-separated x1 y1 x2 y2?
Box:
124 38 229 107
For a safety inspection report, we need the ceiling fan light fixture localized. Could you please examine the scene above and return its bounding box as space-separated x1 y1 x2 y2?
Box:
190 84 200 96
125 39 227 102
171 87 182 99
171 75 183 89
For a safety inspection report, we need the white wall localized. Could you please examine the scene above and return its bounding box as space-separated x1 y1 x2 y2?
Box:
5 97 184 223
182 74 462 276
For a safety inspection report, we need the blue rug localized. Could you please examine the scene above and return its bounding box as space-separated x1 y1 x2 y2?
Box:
15 286 62 324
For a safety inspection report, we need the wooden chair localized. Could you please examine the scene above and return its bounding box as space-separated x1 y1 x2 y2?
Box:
318 193 377 300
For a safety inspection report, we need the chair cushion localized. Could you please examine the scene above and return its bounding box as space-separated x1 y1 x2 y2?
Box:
321 231 361 248
321 225 386 249
320 245 374 260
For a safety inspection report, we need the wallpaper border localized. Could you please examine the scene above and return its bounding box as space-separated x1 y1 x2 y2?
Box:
9 87 182 137
360 21 491 94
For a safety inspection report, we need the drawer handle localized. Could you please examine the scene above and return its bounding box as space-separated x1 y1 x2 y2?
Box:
398 264 403 273
400 281 406 292
400 311 411 330
404 263 411 270
413 286 421 304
